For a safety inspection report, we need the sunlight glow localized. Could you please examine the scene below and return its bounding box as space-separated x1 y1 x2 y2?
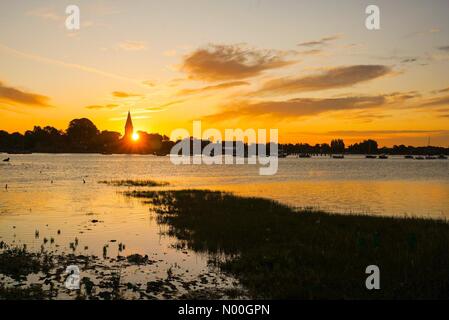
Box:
132 132 139 141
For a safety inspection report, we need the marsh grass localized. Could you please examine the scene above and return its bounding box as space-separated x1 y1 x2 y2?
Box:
98 179 169 187
126 189 449 299
0 240 236 300
0 283 50 300
0 245 53 281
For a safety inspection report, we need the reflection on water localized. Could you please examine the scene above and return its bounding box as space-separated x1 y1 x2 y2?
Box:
0 154 448 277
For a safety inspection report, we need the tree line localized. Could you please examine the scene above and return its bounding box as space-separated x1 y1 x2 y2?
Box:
1 119 448 156
0 118 174 155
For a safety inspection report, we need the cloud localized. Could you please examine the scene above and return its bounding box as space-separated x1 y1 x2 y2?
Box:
376 53 428 66
26 8 62 21
297 34 342 47
112 91 142 98
0 43 142 85
0 81 50 107
177 81 249 95
255 65 392 96
345 111 391 123
158 100 185 108
142 80 156 87
205 95 386 121
109 115 151 121
120 108 163 115
142 107 166 113
400 58 418 64
384 91 421 102
405 28 441 38
85 104 118 110
438 46 449 52
436 87 449 94
118 41 147 51
181 44 296 81
163 50 177 57
327 129 449 137
299 49 325 56
421 95 449 107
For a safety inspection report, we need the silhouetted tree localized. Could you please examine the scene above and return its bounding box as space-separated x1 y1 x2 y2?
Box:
331 139 345 154
66 118 99 151
348 139 378 154
320 143 331 155
96 130 120 151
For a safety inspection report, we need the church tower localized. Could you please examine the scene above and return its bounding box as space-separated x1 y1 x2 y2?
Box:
124 111 133 139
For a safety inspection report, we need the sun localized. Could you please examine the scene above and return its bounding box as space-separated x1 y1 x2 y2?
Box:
132 132 139 141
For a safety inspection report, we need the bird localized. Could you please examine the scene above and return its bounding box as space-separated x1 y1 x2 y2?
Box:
5 184 7 189
83 179 86 184
2 157 10 162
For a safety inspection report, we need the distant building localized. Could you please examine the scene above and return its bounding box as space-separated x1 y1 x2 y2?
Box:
124 111 133 140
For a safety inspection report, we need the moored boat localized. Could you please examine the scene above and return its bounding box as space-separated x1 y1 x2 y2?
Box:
298 153 311 158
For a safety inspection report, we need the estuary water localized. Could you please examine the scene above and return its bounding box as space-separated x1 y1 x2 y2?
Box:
0 153 448 295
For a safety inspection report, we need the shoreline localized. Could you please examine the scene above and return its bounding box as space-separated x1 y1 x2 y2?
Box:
2 187 449 299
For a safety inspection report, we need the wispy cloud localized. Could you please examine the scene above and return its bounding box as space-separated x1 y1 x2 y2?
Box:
181 44 296 81
112 91 143 98
254 65 392 96
298 49 325 56
0 43 143 85
109 115 151 121
0 80 50 107
327 129 449 137
405 28 441 38
177 81 249 96
163 49 177 57
158 100 185 108
26 7 62 21
421 94 449 107
121 108 165 114
297 34 342 47
204 95 386 121
142 80 156 87
118 40 147 51
85 104 119 110
435 86 449 94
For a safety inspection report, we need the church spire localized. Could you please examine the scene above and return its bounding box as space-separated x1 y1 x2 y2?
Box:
124 110 133 138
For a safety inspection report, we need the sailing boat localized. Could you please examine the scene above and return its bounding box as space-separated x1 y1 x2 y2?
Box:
365 143 376 158
425 136 436 159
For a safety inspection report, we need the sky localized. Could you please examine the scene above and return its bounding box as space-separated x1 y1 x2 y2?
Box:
0 0 449 146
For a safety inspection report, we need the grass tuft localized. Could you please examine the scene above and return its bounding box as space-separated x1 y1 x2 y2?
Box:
126 189 449 299
98 179 169 187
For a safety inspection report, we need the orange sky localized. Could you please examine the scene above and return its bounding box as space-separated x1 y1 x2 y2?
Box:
1 0 449 146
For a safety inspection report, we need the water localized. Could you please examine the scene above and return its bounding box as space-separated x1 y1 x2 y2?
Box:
0 153 448 295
